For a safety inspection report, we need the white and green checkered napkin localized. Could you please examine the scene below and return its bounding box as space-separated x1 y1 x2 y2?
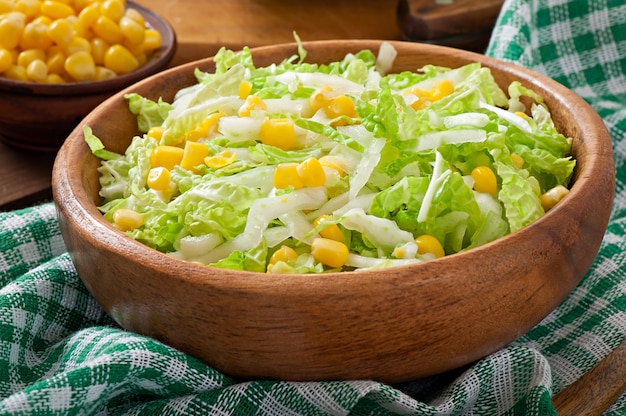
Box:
1 0 625 414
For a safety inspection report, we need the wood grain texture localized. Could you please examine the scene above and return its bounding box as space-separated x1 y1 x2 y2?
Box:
52 40 614 383
553 341 626 415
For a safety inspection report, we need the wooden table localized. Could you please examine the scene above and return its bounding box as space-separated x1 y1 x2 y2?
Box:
0 1 622 412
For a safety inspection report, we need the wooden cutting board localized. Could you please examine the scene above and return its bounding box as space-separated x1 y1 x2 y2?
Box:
397 0 504 52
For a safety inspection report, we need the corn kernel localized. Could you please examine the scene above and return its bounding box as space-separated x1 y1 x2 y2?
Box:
0 13 26 50
0 0 13 13
26 58 48 82
429 79 454 101
313 215 344 242
238 79 252 99
142 28 161 52
77 3 100 29
147 166 171 191
15 0 42 20
100 0 125 22
259 117 296 150
47 18 75 46
269 245 298 265
124 7 145 26
17 49 46 68
311 237 349 268
540 185 569 211
45 72 65 83
64 36 91 55
146 125 165 141
119 15 144 45
93 15 123 45
20 21 54 51
150 145 184 170
204 149 236 169
310 85 333 112
46 48 66 74
415 235 445 258
238 94 266 117
90 37 109 65
103 43 138 74
324 95 358 123
112 208 144 231
180 140 209 171
0 48 13 72
510 153 524 169
273 163 304 190
64 50 96 81
471 165 498 195
4 65 28 81
41 0 76 19
94 65 116 80
297 157 326 187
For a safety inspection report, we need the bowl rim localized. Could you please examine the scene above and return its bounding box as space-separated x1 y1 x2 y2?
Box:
0 0 177 96
53 39 615 287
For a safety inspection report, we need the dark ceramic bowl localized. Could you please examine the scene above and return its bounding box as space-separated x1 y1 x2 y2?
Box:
0 1 176 152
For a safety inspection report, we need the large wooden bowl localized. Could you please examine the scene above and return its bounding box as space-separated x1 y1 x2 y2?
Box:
0 1 176 152
52 40 614 383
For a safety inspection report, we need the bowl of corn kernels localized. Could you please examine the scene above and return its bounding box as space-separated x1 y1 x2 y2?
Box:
0 0 176 152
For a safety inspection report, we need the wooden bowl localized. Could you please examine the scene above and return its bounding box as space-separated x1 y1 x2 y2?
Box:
52 40 614 383
0 1 176 153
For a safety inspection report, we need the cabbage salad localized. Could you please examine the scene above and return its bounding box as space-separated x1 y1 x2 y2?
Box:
85 41 575 273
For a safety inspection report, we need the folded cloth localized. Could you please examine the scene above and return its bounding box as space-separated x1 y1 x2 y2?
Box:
1 0 625 414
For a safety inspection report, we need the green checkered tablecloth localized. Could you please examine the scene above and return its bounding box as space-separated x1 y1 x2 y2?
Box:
2 0 625 414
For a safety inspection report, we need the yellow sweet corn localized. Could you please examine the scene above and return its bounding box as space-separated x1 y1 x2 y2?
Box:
26 58 48 82
150 145 184 170
124 7 145 27
46 47 66 74
259 117 296 151
146 125 165 141
471 165 498 195
119 15 144 45
0 48 13 72
540 185 569 211
311 237 349 268
296 157 325 187
146 166 171 191
93 15 123 45
94 65 116 80
238 79 252 99
4 65 28 81
104 43 138 74
112 208 144 231
45 72 65 83
0 13 25 49
20 21 53 51
268 245 298 265
90 37 109 65
17 49 46 68
238 94 266 117
100 0 125 22
47 18 74 46
64 50 96 81
180 140 209 171
407 79 455 110
185 112 223 142
309 85 333 112
313 215 344 242
204 149 236 169
142 28 161 52
324 95 358 126
63 36 91 55
40 1 76 20
273 163 304 190
415 235 445 258
510 153 524 169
